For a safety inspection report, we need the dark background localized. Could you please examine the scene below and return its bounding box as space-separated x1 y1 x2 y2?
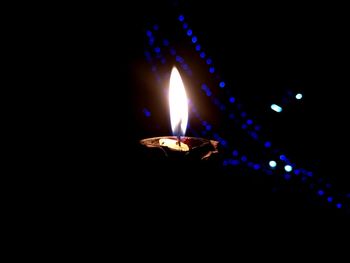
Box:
123 1 349 165
49 1 350 229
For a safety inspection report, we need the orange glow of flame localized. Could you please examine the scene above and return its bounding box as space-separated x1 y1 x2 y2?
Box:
169 66 188 136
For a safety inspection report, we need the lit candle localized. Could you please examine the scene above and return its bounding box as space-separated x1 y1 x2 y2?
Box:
140 66 218 160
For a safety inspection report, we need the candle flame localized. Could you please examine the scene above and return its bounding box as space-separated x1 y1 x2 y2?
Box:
169 66 188 137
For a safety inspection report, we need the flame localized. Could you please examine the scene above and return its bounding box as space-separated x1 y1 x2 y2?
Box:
169 66 188 136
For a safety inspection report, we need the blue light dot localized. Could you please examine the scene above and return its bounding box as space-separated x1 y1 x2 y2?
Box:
294 169 300 175
202 120 207 126
241 156 247 162
269 160 277 168
209 67 215 73
153 24 159 31
195 44 201 51
336 203 342 209
206 58 212 65
146 30 152 37
296 93 303 99
183 23 188 29
163 39 169 46
206 125 212 131
154 47 160 53
247 119 253 125
241 112 247 118
191 36 197 43
266 170 273 175
161 58 166 64
143 108 151 117
280 154 287 161
264 141 271 148
327 197 333 203
284 173 292 180
254 125 261 131
200 52 206 58
231 160 239 166
284 165 293 172
176 56 184 63
206 91 212 97
253 164 260 170
229 97 235 103
241 124 247 129
219 81 225 88
250 131 258 140
187 29 193 36
149 38 154 46
178 15 185 22
271 104 283 112
170 49 176 55
229 113 235 119
318 190 324 196
307 171 313 177
232 150 239 156
144 51 151 60
223 160 228 166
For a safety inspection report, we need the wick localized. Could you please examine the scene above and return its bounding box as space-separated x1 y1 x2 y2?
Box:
177 135 181 148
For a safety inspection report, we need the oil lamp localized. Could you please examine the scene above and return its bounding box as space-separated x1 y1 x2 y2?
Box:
140 66 219 161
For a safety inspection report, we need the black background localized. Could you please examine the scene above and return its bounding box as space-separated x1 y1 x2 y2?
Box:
44 1 350 234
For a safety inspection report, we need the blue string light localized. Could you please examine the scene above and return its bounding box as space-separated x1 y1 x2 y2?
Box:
142 17 349 214
318 190 325 196
296 93 303 99
153 24 159 31
229 97 235 103
264 141 272 148
284 165 293 172
271 104 283 112
143 108 151 117
269 160 277 168
163 39 169 46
